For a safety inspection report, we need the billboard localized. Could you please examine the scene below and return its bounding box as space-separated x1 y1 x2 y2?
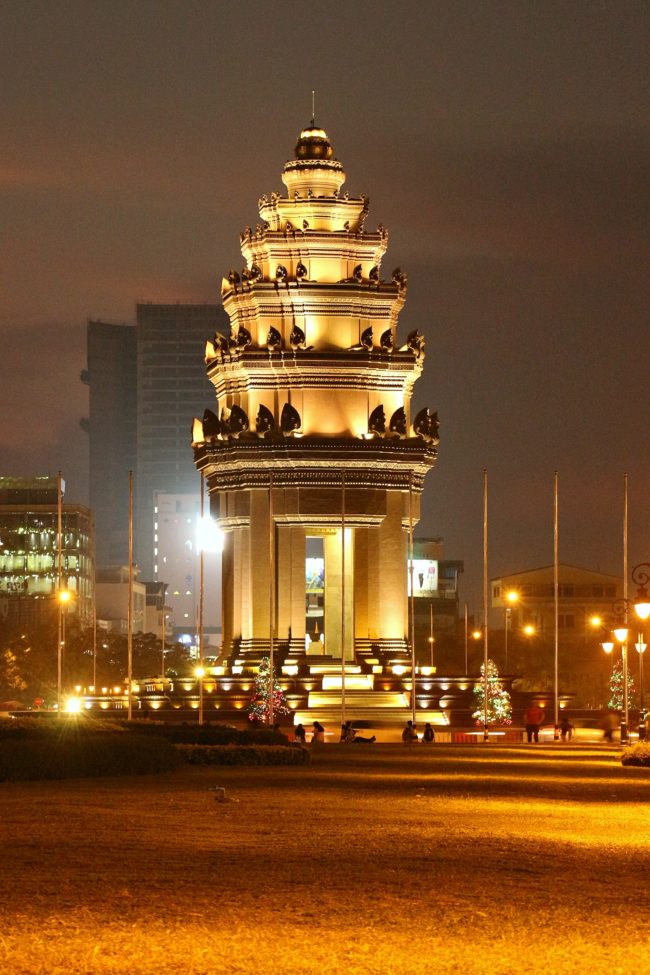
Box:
407 559 438 596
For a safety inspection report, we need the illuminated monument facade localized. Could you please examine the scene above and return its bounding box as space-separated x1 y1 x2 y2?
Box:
193 123 440 723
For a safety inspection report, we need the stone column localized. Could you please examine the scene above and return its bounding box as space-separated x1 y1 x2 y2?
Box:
324 529 354 660
377 490 408 641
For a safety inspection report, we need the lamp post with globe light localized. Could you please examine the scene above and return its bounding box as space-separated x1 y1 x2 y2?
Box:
631 563 650 738
57 589 71 713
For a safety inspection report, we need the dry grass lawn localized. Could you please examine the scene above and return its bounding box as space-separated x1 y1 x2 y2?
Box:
1 743 649 975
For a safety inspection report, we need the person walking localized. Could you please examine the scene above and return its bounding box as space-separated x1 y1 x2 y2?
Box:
524 701 545 743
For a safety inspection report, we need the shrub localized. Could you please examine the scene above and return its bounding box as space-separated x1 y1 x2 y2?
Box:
621 742 650 767
0 716 127 741
176 744 311 766
124 720 288 747
0 733 180 781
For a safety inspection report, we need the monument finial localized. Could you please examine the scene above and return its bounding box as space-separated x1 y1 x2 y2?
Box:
311 89 315 127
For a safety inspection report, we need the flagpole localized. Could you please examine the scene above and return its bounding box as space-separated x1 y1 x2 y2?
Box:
623 472 629 744
268 472 275 726
483 469 489 742
409 472 416 725
340 471 346 733
554 471 559 739
127 470 133 721
57 470 63 715
464 602 468 676
198 470 205 726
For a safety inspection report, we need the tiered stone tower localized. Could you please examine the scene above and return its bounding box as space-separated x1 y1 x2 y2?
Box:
193 123 439 719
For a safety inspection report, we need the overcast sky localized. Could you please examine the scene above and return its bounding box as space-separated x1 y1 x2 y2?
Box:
1 0 648 612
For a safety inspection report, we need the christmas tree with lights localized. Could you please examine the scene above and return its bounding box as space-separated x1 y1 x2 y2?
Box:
247 656 290 723
473 658 512 726
608 660 635 712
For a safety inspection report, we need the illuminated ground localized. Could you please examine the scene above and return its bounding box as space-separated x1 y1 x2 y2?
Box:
1 743 649 974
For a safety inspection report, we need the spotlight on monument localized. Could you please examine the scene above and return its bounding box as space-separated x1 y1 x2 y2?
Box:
197 515 224 553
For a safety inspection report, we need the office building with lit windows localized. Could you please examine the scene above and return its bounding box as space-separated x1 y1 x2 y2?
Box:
0 476 94 628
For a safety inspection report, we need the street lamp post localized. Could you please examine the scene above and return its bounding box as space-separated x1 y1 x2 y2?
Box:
631 562 650 739
58 589 71 710
504 590 519 672
195 665 205 726
635 635 646 739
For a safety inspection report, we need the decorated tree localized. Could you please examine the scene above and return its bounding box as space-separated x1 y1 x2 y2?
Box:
248 656 289 723
609 660 635 712
472 658 512 726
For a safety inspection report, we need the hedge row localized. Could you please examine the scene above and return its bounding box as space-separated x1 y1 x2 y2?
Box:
0 717 127 740
621 743 650 767
0 733 180 781
124 720 288 747
177 744 311 766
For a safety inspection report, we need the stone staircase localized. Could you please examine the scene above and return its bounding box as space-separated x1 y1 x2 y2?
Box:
293 663 448 740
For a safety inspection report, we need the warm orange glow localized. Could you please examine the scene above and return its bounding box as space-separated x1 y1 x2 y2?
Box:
602 641 614 654
523 624 536 636
634 601 650 621
194 666 205 679
613 627 629 644
589 615 602 628
472 629 482 640
505 590 519 605
58 590 71 604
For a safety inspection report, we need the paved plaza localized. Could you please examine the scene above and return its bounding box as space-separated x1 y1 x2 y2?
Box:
1 744 649 974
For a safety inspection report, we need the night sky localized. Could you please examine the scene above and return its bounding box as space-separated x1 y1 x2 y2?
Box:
2 0 648 612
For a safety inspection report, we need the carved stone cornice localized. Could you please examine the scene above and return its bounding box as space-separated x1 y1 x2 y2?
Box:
195 435 436 493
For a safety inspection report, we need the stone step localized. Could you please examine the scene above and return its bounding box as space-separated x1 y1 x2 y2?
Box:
308 690 408 708
293 706 448 742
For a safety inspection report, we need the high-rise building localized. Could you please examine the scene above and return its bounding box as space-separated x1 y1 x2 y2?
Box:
82 321 136 566
0 476 94 628
83 303 226 642
135 303 226 580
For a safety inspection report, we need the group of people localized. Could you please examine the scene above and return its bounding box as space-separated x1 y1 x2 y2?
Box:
293 721 325 744
402 720 435 744
293 709 620 745
294 719 439 744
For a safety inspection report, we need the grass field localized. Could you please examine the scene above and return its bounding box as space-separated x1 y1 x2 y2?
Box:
1 742 649 975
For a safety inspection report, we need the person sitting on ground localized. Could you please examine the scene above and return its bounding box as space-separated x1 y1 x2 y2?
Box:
559 715 574 742
351 731 376 743
423 722 435 744
402 720 419 743
294 723 306 744
312 720 325 744
341 720 354 742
